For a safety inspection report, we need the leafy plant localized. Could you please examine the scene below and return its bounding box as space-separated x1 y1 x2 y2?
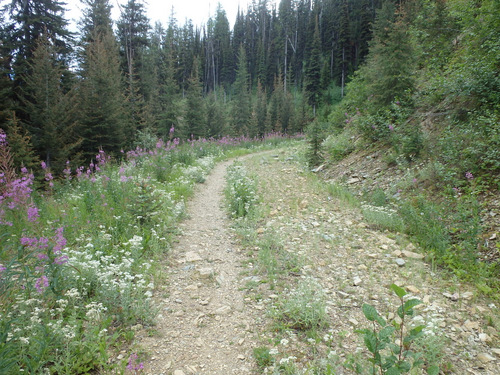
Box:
352 284 439 375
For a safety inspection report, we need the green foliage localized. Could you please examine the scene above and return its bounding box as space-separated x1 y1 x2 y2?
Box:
224 162 258 218
322 129 355 162
254 346 274 369
273 277 327 331
352 285 439 375
306 121 328 167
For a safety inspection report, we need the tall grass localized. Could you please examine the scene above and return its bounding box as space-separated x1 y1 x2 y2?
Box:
0 131 300 373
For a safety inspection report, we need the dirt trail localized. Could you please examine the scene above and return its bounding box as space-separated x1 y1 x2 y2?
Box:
137 148 499 375
139 158 261 375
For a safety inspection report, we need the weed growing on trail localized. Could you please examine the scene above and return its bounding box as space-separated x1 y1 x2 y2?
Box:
272 277 327 331
225 163 259 218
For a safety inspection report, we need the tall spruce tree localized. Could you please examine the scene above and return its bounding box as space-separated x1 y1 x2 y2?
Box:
231 45 251 135
77 0 129 158
22 35 81 171
183 58 205 139
305 17 322 111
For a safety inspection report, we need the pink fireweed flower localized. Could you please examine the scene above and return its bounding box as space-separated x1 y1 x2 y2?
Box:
35 275 49 293
54 255 69 265
27 205 39 222
465 171 474 180
0 263 6 273
38 237 49 249
37 253 49 261
388 124 394 131
126 353 144 371
20 237 38 248
41 161 47 170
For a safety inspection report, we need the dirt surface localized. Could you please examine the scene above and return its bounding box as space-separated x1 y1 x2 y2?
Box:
137 158 263 375
136 148 500 375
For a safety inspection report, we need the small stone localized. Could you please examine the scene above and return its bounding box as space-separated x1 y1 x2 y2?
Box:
392 250 402 257
196 267 214 279
491 348 500 358
257 227 265 234
406 285 420 294
462 292 474 300
269 294 279 299
464 320 480 330
214 305 231 315
185 251 202 262
349 318 359 326
337 291 350 298
353 276 362 286
347 177 360 184
174 370 185 375
199 300 209 305
395 258 406 267
402 250 424 260
238 355 246 360
443 292 459 301
423 295 431 304
312 221 321 227
477 353 495 364
479 333 492 343
358 264 368 271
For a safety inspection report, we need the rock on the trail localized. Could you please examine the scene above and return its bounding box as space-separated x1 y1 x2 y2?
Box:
395 258 406 267
402 250 425 260
196 267 214 279
185 251 202 262
353 276 362 286
477 353 496 364
173 370 185 375
214 305 232 315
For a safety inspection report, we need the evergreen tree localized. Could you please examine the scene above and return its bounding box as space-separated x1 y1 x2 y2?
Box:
6 0 72 81
183 58 205 139
305 17 322 111
253 80 268 136
205 92 226 138
116 0 150 130
231 45 251 135
77 0 129 157
22 35 81 171
366 1 415 107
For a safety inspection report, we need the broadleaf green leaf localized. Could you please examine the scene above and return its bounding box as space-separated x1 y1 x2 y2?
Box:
390 284 407 298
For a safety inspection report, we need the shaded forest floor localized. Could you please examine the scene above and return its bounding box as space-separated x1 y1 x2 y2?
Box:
134 145 499 374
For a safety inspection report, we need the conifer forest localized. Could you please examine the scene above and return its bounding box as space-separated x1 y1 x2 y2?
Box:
0 0 499 373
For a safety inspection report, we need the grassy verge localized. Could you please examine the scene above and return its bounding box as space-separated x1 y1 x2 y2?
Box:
0 133 301 373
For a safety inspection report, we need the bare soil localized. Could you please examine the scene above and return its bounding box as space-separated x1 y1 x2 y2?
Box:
136 148 500 375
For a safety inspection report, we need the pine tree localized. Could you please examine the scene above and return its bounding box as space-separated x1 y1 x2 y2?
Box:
21 35 81 171
366 1 415 107
231 45 252 135
6 0 72 80
205 91 227 138
183 58 205 139
77 0 129 157
305 17 322 111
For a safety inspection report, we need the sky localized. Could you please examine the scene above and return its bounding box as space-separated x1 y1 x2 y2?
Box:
64 0 269 30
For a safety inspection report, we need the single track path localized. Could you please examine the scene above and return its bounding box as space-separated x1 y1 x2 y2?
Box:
139 158 262 375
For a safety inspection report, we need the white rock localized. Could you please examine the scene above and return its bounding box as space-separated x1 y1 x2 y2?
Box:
185 251 202 262
402 250 424 260
353 276 362 286
477 353 495 363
